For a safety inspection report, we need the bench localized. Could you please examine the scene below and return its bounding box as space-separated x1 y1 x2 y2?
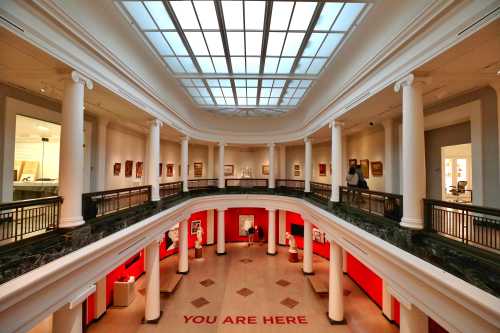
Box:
160 273 183 294
307 275 328 294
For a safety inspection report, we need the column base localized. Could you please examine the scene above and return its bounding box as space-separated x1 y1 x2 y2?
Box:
216 251 227 256
382 312 394 324
400 216 424 230
142 311 163 324
176 269 189 275
206 242 215 246
266 251 277 256
302 270 315 276
326 313 347 325
59 216 85 228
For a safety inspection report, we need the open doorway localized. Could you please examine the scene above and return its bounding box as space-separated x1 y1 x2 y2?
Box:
441 143 472 203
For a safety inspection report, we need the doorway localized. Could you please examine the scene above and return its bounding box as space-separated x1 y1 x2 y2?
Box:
441 143 472 203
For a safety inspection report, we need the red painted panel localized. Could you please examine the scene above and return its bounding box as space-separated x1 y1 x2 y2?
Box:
86 293 95 324
188 210 208 248
285 211 330 259
224 208 269 242
347 254 383 307
392 297 400 325
105 250 145 307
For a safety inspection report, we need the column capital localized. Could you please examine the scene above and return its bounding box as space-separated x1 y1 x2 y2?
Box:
68 284 96 309
267 208 277 213
98 116 110 127
151 234 164 244
329 120 344 128
382 117 394 128
218 141 226 147
149 119 163 128
267 142 275 148
70 71 93 90
218 207 227 212
394 73 431 92
304 137 312 144
181 135 190 142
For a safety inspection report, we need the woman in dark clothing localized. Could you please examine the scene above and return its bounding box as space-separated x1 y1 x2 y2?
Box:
257 226 265 243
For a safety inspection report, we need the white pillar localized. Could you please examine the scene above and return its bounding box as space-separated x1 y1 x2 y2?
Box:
206 209 215 245
181 136 189 192
178 219 189 274
148 119 162 201
95 117 109 192
328 240 345 324
342 248 347 273
303 219 313 274
207 144 214 179
382 280 393 321
53 303 82 333
394 74 428 230
279 145 286 179
59 71 92 228
218 142 225 188
216 209 226 255
278 209 286 245
383 118 394 193
400 303 428 333
341 134 348 186
94 277 107 319
267 209 276 255
330 121 343 202
268 143 275 188
144 238 161 322
304 138 312 192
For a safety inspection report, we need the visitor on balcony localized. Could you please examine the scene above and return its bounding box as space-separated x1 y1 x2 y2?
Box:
346 166 360 203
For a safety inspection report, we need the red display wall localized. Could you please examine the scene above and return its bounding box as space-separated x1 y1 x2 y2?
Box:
285 211 330 259
346 253 383 307
224 208 269 242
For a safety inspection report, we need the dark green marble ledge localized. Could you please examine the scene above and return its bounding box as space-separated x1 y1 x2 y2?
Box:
0 189 498 298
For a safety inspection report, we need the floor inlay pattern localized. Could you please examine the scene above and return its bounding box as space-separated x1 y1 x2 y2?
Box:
276 279 291 287
239 258 253 263
191 297 210 308
280 297 299 309
236 287 254 297
200 278 215 287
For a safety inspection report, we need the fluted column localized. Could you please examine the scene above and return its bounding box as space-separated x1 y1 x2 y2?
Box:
330 121 343 202
148 119 162 201
59 71 93 228
95 117 109 191
304 138 312 192
267 209 276 255
216 209 226 255
383 118 394 193
303 219 313 274
395 74 429 229
218 142 225 189
328 240 345 324
268 143 275 189
207 144 214 179
177 219 189 274
145 237 162 322
181 136 189 192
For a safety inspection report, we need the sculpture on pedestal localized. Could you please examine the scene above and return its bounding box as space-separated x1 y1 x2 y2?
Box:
286 232 299 262
195 226 204 258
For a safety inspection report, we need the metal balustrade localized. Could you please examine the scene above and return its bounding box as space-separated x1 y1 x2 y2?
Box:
225 178 269 188
275 179 305 193
310 181 332 201
159 181 183 199
188 179 218 192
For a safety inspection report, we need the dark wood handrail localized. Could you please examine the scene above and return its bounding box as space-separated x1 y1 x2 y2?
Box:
0 196 63 210
159 181 183 187
339 185 403 199
424 198 500 217
82 185 151 198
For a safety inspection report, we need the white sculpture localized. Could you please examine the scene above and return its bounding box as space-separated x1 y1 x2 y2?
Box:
285 232 297 253
195 226 204 249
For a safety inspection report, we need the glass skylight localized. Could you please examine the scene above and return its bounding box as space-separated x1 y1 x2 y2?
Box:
118 0 369 115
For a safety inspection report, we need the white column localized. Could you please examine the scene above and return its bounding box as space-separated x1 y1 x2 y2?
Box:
304 138 312 192
59 71 92 228
279 145 286 179
145 238 161 322
207 144 214 179
382 280 393 321
383 118 394 193
394 74 428 229
218 142 225 188
278 209 286 245
303 219 313 274
95 117 109 191
206 209 215 245
341 135 348 186
181 136 189 192
94 277 107 319
400 303 428 333
330 121 343 202
178 219 189 274
268 143 275 188
53 304 82 333
267 209 276 255
217 209 226 254
342 248 347 273
328 240 345 324
148 119 162 201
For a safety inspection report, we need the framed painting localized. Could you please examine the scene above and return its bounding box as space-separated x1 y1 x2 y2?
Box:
136 161 143 178
238 215 254 236
194 162 203 177
360 159 369 179
191 220 201 235
349 159 357 167
312 228 325 244
262 165 269 176
166 164 174 177
293 164 300 177
159 163 163 177
319 163 327 177
165 226 179 251
125 160 133 178
371 161 383 177
224 164 234 176
113 163 121 176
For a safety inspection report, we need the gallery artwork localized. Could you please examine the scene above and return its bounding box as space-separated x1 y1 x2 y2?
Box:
224 164 234 176
312 228 325 244
159 163 163 177
191 220 201 235
166 164 174 177
239 215 254 236
371 161 383 176
262 165 269 176
294 164 300 176
349 159 357 167
113 163 121 176
360 159 369 179
194 162 203 177
319 163 327 177
125 160 133 177
136 161 143 178
166 226 179 251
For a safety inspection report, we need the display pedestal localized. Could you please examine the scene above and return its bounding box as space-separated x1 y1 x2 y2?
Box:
195 247 203 258
288 251 299 263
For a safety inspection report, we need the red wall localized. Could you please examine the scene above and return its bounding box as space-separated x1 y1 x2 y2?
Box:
285 211 330 259
346 254 383 307
224 208 269 242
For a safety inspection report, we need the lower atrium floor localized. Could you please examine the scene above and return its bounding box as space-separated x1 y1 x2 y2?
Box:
32 243 398 333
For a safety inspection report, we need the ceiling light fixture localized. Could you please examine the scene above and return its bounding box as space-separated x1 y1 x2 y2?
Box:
40 88 46 93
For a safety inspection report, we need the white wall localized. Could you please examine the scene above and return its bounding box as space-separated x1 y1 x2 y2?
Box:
215 146 270 178
188 144 208 179
14 141 60 180
159 139 180 182
311 142 331 183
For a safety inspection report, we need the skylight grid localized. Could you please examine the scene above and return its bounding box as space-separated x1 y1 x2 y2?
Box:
118 1 369 115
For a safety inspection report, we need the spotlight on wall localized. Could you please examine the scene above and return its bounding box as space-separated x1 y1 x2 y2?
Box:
40 88 46 93
369 122 374 126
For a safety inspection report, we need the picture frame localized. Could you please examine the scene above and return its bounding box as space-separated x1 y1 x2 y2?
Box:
238 215 254 236
159 162 163 177
194 162 203 177
360 159 369 179
191 220 201 235
262 165 269 176
224 164 234 176
166 164 174 177
319 163 327 177
349 159 357 167
125 160 133 178
294 164 300 177
136 161 143 178
166 226 179 251
371 161 383 177
312 228 325 244
113 163 121 176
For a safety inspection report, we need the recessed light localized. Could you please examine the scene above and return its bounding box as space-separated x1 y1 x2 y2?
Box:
40 88 46 93
497 69 500 76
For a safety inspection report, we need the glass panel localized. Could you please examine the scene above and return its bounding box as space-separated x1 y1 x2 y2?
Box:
222 87 233 97
277 58 294 74
123 2 156 30
185 32 209 55
332 3 365 31
247 97 257 105
270 87 282 98
273 79 286 87
226 97 235 105
247 79 258 87
204 97 215 105
227 32 245 55
281 98 290 105
163 32 188 55
206 79 219 87
193 1 219 29
238 97 247 105
299 80 312 88
260 87 271 98
181 78 193 86
247 87 258 97
199 87 210 96
289 2 317 31
267 32 286 56
204 32 224 55
244 1 265 30
231 57 246 73
170 1 200 29
197 57 215 73
303 33 325 56
284 87 295 97
192 79 204 86
270 1 294 30
259 98 269 105
210 86 223 96
222 0 243 30
234 79 246 87
246 31 263 56
288 80 300 87
212 57 229 73
164 57 185 73
295 57 312 74
215 97 226 105
264 57 279 74
187 87 200 96
194 96 205 104
307 58 327 74
293 88 306 98
456 159 467 182
314 2 343 31
281 33 305 57
246 57 260 73
144 1 174 29
317 33 343 57
179 57 197 73
146 32 174 55
289 98 300 105
219 79 232 87
236 87 246 97
261 80 274 87
268 97 279 105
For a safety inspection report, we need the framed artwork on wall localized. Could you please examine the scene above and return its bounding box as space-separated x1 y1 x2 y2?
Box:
224 164 234 176
349 159 357 167
136 161 143 178
165 226 179 251
371 161 383 176
312 228 325 244
191 220 201 235
238 215 254 236
113 163 121 176
360 159 369 179
166 164 174 177
294 164 300 176
194 162 203 177
159 163 163 177
319 163 327 176
262 165 269 176
125 160 133 178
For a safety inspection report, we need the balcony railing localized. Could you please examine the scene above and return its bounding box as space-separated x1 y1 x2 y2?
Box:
276 179 305 194
188 179 218 192
339 186 403 222
82 185 151 219
0 196 62 243
159 181 183 199
225 178 269 189
310 181 331 201
424 199 500 252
